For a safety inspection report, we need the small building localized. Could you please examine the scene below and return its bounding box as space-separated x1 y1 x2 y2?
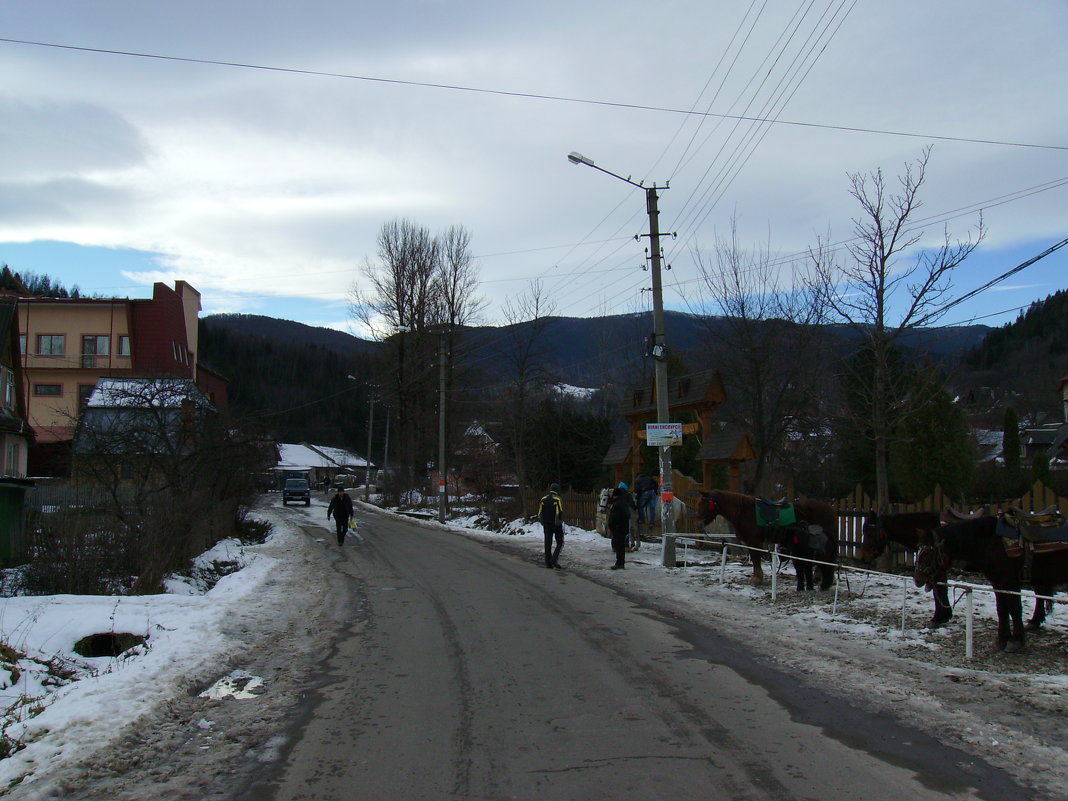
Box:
72 377 217 478
602 370 755 492
274 443 372 490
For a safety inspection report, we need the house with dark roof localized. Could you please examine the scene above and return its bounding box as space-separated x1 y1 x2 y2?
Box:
602 369 755 492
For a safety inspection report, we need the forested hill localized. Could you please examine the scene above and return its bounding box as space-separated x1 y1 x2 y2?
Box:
964 288 1068 371
198 310 1000 448
957 288 1068 418
198 315 375 449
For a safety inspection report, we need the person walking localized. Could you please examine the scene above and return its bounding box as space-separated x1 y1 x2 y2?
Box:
538 483 565 569
608 487 632 569
635 472 657 535
615 481 638 549
327 486 354 545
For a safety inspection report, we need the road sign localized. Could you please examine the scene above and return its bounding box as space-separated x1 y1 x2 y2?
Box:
646 422 683 446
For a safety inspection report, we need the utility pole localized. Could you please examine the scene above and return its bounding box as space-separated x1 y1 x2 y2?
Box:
365 393 375 502
566 152 676 567
438 329 448 524
644 186 677 568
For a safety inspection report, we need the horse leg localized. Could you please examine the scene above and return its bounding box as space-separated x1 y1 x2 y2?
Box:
1005 591 1026 653
930 582 952 628
994 592 1011 651
750 548 764 585
804 561 814 591
793 559 804 591
1026 585 1052 631
817 549 834 591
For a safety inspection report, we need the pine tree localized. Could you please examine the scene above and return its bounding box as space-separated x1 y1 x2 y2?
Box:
1002 406 1020 474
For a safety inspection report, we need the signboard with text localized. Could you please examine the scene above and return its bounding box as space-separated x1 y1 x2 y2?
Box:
646 422 683 447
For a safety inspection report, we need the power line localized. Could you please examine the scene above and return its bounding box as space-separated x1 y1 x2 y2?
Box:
2 37 1065 152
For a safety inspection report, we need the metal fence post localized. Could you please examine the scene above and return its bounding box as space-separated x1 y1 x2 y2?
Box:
965 588 974 660
770 547 779 601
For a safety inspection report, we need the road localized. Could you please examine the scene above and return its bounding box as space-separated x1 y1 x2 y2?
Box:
240 508 1027 801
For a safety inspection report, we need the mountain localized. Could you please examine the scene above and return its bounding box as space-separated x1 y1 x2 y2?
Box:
201 310 993 389
200 313 378 357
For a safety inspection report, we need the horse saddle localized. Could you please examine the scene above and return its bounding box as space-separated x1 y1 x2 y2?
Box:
940 506 988 524
997 507 1068 544
997 508 1068 573
755 498 796 528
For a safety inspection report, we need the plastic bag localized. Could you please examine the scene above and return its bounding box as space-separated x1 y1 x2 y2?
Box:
348 520 356 529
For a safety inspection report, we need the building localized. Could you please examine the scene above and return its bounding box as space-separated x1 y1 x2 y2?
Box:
273 443 372 490
17 281 228 459
0 298 35 563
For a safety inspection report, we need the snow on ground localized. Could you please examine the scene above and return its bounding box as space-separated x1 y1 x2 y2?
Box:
0 495 1066 799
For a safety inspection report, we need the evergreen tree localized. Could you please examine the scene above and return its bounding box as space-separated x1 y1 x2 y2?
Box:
889 372 976 502
1002 406 1020 474
1031 449 1051 488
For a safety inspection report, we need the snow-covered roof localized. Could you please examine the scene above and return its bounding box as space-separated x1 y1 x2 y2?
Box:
87 377 212 409
275 443 371 470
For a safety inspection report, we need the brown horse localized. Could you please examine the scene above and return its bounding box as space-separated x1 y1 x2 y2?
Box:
914 516 1068 652
699 489 839 589
861 511 952 626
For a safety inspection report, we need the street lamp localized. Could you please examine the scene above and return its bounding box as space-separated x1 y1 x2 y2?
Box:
567 151 678 567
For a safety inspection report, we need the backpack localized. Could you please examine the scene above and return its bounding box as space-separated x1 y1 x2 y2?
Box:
539 493 559 528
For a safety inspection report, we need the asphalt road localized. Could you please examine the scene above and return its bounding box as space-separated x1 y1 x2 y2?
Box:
248 508 1028 801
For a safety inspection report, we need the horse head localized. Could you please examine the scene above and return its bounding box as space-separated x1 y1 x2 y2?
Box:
698 491 719 525
857 514 885 563
913 529 946 592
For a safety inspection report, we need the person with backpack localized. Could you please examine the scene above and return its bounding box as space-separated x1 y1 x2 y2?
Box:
327 486 355 545
634 472 657 534
538 483 565 569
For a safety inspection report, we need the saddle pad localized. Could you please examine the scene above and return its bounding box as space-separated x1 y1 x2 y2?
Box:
756 500 796 528
1002 538 1068 558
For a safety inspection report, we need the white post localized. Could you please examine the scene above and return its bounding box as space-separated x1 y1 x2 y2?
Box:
720 543 728 584
965 588 974 660
833 571 841 615
771 547 779 601
900 577 908 632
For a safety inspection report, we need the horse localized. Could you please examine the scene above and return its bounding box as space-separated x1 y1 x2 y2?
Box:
860 511 953 627
698 489 838 590
914 516 1068 652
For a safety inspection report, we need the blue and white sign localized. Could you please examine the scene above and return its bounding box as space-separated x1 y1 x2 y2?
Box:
646 422 683 446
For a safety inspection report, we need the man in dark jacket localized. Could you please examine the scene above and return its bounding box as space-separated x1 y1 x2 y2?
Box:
327 487 354 545
538 483 565 568
635 472 657 534
608 487 632 569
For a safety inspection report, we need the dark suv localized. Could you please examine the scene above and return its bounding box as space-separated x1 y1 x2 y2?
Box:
282 478 311 506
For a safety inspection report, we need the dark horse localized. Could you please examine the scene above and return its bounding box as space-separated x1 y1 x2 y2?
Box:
914 516 1066 652
860 511 953 627
699 489 838 590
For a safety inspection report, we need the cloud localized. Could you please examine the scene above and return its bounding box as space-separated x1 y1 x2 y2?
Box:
0 98 149 180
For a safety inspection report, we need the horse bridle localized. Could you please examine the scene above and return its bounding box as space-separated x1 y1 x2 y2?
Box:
861 518 887 558
914 533 949 589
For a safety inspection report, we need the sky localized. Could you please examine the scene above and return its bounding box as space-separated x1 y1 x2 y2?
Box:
1 1 1066 337
1 498 1067 797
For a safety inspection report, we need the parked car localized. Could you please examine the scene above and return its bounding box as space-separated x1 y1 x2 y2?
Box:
282 478 311 506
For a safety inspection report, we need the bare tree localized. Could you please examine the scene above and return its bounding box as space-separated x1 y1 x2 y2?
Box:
497 279 557 511
353 219 441 488
809 148 984 509
352 220 485 495
694 220 829 494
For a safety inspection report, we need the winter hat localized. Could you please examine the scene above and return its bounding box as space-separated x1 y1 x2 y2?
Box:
618 481 628 490
550 482 561 492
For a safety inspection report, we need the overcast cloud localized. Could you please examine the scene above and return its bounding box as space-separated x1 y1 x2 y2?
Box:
0 0 1065 332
